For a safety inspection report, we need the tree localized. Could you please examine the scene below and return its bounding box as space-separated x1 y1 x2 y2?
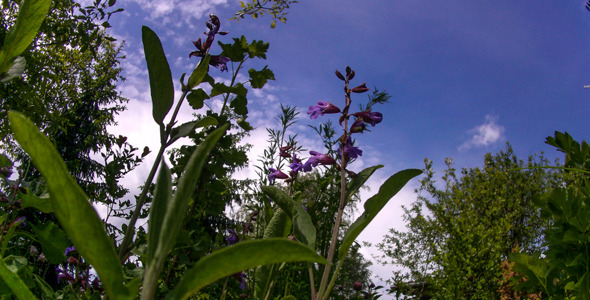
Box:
0 0 137 211
379 144 564 299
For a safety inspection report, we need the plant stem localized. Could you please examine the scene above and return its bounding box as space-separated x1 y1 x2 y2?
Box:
117 89 190 261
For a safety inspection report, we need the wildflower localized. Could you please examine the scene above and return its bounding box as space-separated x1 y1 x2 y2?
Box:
351 82 369 93
56 267 75 284
307 101 341 119
64 246 76 256
189 14 230 71
353 282 362 291
233 272 247 290
289 154 304 173
303 151 336 172
350 119 367 133
279 145 292 158
339 137 362 162
209 55 230 72
352 110 382 126
268 168 289 184
226 229 239 245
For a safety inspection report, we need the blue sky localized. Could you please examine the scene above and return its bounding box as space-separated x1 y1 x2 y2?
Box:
103 0 590 291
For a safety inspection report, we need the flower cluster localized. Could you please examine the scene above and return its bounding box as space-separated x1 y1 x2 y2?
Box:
267 145 336 185
189 14 230 72
56 246 102 292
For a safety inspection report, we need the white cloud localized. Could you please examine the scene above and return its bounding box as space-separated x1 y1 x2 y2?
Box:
459 114 505 150
129 0 230 26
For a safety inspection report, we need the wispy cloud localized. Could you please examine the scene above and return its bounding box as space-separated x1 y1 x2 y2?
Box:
129 0 229 27
459 114 505 150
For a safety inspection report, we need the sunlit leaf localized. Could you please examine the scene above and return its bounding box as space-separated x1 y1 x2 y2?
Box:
187 54 210 89
261 186 316 248
338 169 422 261
0 0 51 74
0 257 35 300
167 239 328 300
147 161 171 266
8 111 135 299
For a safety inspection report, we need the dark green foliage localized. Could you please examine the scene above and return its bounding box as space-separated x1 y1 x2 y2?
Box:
379 144 563 299
510 132 590 298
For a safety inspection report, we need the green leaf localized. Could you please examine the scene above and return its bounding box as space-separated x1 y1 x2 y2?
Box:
30 222 70 264
248 66 275 89
0 0 51 74
33 275 55 300
20 193 52 213
0 56 26 82
167 239 328 300
0 257 35 300
0 153 11 168
187 54 210 89
338 169 422 261
247 39 270 59
210 82 248 98
261 186 316 248
145 124 229 297
219 37 248 62
167 117 218 145
237 118 253 131
230 95 248 116
147 161 171 266
345 165 383 204
187 89 210 110
142 26 174 125
8 111 134 300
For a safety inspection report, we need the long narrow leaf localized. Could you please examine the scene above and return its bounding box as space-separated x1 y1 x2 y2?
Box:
8 111 134 299
147 161 171 265
345 165 383 202
167 239 328 300
152 124 228 274
338 169 422 261
187 54 210 89
0 0 51 73
261 186 316 248
0 257 35 300
142 26 174 125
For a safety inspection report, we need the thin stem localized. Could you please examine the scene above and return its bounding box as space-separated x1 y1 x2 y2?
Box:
308 263 317 299
219 59 246 116
317 92 351 299
117 89 190 261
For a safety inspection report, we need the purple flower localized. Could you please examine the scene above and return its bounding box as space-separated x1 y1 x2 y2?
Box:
226 229 239 245
303 151 336 172
64 246 76 256
350 119 368 133
353 110 382 126
339 138 363 162
307 101 341 119
56 267 75 284
234 272 247 290
209 55 230 72
268 168 289 184
289 154 304 173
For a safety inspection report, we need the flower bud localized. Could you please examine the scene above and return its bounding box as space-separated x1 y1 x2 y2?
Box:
348 70 355 80
351 82 369 93
346 66 352 77
335 69 346 81
353 282 362 291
